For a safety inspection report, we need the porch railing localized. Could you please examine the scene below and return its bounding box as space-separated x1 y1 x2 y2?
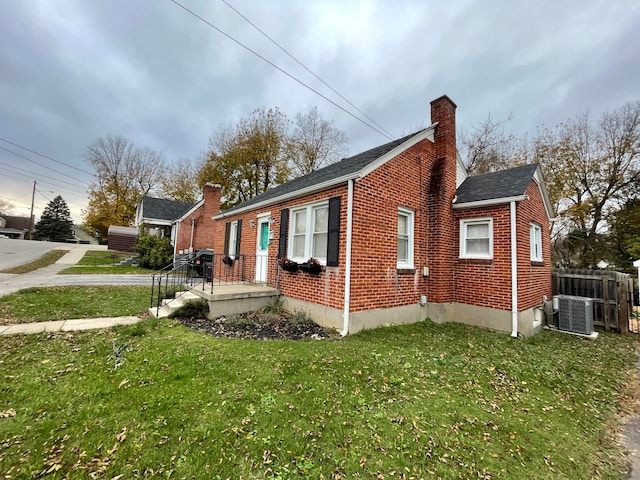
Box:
149 259 199 317
205 253 279 294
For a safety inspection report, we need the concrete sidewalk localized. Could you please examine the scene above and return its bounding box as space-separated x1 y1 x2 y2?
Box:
0 316 142 335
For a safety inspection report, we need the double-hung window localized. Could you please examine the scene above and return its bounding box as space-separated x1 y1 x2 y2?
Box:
289 202 329 262
530 223 543 262
397 207 414 268
460 218 493 259
228 220 239 259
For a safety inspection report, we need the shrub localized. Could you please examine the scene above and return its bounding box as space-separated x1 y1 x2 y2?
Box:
136 235 173 270
169 300 209 319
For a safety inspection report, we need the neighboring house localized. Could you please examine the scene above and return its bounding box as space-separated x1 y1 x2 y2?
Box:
135 196 194 243
173 184 222 256
107 225 138 252
208 95 554 336
0 215 33 239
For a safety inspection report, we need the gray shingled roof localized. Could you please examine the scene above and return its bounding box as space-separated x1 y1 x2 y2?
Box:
223 130 425 214
455 164 540 204
141 197 194 221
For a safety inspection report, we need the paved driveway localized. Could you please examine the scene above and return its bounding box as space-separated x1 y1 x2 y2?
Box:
0 238 60 270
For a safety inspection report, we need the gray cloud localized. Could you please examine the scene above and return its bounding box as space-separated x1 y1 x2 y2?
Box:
0 0 638 222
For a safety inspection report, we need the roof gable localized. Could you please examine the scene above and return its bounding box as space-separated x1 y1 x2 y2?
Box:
140 197 194 222
219 127 435 217
455 164 539 204
454 163 554 219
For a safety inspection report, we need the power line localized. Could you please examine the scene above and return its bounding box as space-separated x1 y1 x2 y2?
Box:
0 136 93 176
0 167 87 198
0 146 89 187
169 0 394 141
221 0 395 139
0 159 87 191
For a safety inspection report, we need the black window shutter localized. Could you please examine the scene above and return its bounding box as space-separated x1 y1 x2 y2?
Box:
223 222 230 255
327 196 341 266
235 219 242 258
278 209 289 259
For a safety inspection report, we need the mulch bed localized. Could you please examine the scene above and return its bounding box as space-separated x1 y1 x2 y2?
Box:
177 311 338 341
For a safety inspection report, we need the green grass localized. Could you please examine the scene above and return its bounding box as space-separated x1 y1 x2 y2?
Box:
0 286 151 323
58 250 153 274
0 249 69 274
58 265 154 274
75 250 132 266
0 320 637 479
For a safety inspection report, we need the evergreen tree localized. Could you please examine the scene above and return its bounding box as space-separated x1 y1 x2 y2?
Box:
33 195 73 242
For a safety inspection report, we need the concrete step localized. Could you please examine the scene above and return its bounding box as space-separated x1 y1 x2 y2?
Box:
151 291 203 318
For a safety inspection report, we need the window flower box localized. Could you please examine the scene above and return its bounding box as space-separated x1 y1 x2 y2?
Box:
278 257 299 272
222 255 234 266
299 257 323 274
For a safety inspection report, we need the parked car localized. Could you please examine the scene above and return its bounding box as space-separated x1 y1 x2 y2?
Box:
190 249 213 277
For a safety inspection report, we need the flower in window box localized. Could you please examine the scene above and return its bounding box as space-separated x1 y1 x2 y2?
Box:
300 257 322 274
278 257 299 272
222 255 234 266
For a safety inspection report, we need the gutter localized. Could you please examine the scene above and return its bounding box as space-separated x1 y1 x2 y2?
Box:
341 179 355 337
452 195 528 210
510 200 518 338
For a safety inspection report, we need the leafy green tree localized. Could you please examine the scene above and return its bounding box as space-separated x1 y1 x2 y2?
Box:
608 198 640 271
33 195 73 242
136 235 173 270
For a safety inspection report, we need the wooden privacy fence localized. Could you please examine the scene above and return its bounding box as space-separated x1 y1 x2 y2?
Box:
552 269 635 334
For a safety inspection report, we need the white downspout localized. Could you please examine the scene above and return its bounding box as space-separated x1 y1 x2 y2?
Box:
341 179 355 337
173 222 179 259
189 218 196 253
510 200 518 338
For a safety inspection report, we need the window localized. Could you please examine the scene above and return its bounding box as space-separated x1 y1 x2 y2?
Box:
289 201 329 262
228 220 239 258
397 207 414 268
530 223 543 262
460 218 493 259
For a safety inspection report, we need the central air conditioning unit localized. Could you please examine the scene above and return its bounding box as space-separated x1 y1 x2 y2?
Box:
553 295 594 335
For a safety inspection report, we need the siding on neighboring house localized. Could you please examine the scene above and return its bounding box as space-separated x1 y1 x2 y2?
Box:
107 225 138 252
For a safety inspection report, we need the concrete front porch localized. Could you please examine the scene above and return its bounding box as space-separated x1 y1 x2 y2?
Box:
189 283 279 319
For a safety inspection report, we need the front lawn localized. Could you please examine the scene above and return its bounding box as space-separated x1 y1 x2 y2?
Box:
0 320 637 479
0 286 151 323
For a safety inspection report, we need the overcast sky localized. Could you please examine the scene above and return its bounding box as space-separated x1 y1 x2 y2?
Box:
1 0 638 223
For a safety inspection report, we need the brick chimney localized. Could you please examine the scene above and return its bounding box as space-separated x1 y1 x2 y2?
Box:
428 95 457 304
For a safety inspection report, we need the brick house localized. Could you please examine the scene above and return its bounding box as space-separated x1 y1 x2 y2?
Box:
187 95 554 336
135 196 194 247
173 184 221 255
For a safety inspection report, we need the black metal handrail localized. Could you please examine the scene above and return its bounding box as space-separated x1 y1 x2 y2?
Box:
207 253 279 294
149 259 199 317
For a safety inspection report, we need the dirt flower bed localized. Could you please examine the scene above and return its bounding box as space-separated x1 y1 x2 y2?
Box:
177 310 338 341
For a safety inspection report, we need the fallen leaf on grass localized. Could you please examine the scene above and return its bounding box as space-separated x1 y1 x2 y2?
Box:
0 409 16 418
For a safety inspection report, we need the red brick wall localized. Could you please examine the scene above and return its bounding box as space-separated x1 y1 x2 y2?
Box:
453 205 513 310
453 180 552 312
516 181 552 310
428 96 458 303
214 185 349 309
212 96 460 315
175 184 220 253
348 140 433 312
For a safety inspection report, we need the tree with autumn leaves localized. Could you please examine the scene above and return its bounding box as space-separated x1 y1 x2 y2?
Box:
460 100 640 270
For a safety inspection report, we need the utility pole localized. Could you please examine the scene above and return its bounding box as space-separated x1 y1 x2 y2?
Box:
27 181 36 240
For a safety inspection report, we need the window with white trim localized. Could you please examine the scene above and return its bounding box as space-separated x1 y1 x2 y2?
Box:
228 220 239 259
397 207 414 268
460 218 493 259
289 201 329 262
530 223 543 262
